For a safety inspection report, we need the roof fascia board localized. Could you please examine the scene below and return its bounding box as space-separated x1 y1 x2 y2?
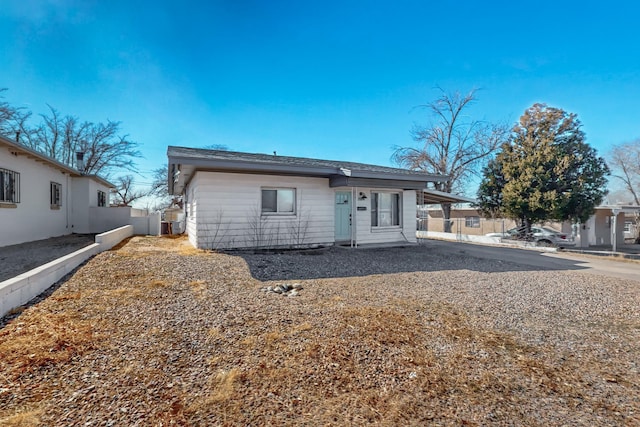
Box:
82 174 116 189
1 135 114 187
350 170 447 182
168 156 337 177
421 190 476 204
168 155 447 184
1 135 80 176
329 176 426 190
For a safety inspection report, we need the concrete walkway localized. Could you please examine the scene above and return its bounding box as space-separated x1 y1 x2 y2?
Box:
563 243 640 260
0 234 96 282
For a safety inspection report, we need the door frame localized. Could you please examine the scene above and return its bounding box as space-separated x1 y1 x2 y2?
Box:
334 191 352 243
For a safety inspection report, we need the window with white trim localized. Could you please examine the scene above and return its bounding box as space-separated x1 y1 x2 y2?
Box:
261 188 295 214
50 182 62 207
624 221 632 233
371 192 401 227
97 190 107 207
465 215 480 228
0 168 20 203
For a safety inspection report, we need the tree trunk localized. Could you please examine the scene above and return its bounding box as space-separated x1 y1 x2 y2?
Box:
441 202 452 233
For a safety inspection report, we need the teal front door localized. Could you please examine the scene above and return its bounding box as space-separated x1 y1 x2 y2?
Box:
335 191 352 241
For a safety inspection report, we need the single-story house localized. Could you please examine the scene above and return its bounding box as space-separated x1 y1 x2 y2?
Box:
578 205 640 250
421 203 640 251
0 134 124 247
167 146 450 249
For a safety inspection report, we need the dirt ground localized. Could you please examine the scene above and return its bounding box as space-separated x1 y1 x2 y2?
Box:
0 234 96 282
0 235 638 426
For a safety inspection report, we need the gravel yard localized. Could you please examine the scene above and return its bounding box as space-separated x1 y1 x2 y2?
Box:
1 236 639 426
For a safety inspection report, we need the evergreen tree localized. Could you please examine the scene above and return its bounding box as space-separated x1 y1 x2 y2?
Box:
477 104 609 233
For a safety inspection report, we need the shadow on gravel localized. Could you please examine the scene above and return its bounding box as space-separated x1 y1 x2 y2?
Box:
232 239 590 281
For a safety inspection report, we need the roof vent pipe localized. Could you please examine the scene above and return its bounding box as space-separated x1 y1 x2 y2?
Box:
76 152 85 173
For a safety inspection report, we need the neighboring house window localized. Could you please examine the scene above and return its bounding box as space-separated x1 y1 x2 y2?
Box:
624 221 632 233
371 192 401 227
465 215 480 228
50 182 62 208
0 168 20 203
97 190 107 207
261 188 295 214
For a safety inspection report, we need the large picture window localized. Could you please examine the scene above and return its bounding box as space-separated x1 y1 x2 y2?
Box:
371 192 401 227
50 182 62 207
261 188 295 214
0 168 20 203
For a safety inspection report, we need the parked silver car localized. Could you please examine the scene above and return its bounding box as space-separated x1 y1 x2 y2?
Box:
486 226 576 248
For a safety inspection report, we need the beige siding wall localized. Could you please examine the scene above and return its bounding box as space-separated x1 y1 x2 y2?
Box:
187 172 335 249
352 189 417 244
185 173 420 249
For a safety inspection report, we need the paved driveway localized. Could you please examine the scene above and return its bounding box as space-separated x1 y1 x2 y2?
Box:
424 239 640 282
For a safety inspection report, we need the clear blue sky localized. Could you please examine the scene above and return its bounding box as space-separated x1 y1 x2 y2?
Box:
2 0 638 196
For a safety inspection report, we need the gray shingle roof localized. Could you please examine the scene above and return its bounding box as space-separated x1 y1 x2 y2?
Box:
167 146 447 180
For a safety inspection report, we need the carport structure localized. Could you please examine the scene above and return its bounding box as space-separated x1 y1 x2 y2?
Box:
417 189 476 235
579 204 640 252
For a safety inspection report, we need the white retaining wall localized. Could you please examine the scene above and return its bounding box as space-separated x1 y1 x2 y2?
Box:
417 230 557 252
0 225 134 318
418 230 502 244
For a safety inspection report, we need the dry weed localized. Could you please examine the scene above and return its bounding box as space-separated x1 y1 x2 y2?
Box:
0 408 42 427
0 311 95 382
189 280 207 299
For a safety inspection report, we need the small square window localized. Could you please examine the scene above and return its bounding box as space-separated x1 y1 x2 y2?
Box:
465 216 480 228
261 188 295 214
50 182 62 208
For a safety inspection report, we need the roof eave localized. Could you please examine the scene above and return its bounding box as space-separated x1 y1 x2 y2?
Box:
1 134 80 176
1 134 114 187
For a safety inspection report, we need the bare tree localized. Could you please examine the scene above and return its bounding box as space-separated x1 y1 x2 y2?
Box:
393 88 508 232
0 88 16 134
0 88 32 142
609 140 640 205
1 89 140 177
76 120 140 176
151 165 169 198
110 175 151 207
609 140 640 243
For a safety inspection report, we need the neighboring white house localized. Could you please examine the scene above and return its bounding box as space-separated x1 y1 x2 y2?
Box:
167 146 449 249
0 135 129 247
576 205 640 250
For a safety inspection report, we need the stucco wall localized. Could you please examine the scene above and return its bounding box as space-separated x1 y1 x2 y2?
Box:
71 179 115 234
0 150 74 246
